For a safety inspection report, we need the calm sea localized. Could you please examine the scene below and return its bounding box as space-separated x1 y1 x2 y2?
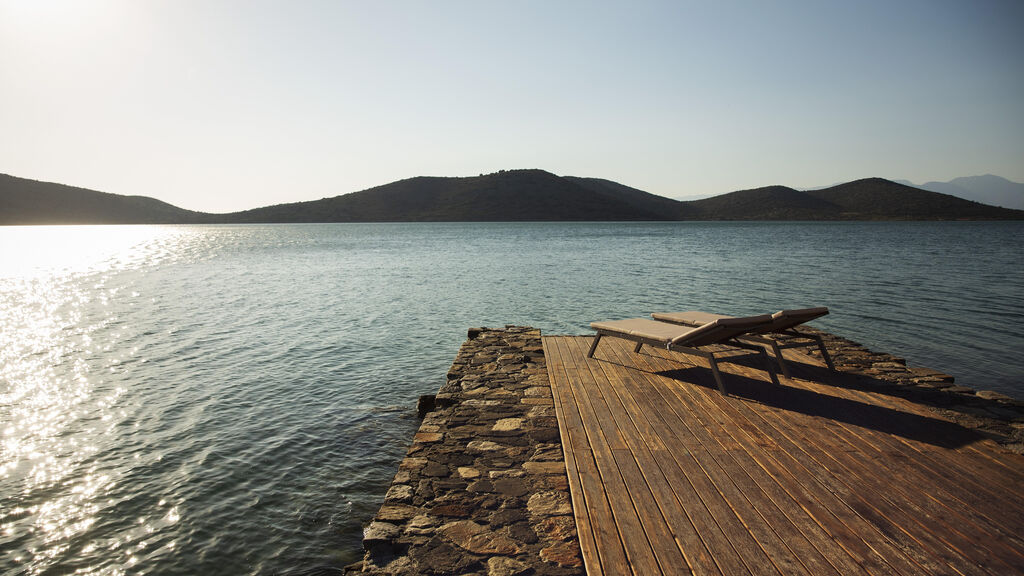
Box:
2 222 1022 575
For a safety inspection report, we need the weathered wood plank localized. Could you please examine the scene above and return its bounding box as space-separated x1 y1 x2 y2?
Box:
543 337 603 576
543 335 1024 576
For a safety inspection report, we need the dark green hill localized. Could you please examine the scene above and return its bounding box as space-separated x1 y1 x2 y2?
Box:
684 185 840 220
226 169 674 222
805 178 1017 220
683 178 1024 220
0 173 207 225
563 176 689 219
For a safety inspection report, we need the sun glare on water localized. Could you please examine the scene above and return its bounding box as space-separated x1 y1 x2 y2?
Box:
0 225 194 574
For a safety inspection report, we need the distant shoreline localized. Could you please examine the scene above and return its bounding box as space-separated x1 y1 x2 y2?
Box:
4 171 1023 225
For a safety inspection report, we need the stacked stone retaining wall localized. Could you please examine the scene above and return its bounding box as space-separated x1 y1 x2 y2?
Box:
347 326 584 575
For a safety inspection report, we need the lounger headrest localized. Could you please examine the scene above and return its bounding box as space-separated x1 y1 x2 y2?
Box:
773 307 829 321
759 307 828 333
671 313 773 346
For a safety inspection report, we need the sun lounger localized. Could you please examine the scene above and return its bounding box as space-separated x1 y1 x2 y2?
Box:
588 314 780 395
651 307 834 377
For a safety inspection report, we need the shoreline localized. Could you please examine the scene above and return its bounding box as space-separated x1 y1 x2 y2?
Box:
347 325 1023 574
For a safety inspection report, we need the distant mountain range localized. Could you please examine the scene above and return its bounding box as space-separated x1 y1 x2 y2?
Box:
2 170 1022 225
894 175 1024 211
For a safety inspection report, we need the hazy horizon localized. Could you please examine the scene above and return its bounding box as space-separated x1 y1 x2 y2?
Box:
2 0 1022 212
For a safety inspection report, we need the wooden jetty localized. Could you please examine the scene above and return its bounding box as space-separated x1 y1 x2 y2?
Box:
542 335 1024 576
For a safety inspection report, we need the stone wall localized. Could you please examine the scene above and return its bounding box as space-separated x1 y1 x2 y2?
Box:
346 327 584 575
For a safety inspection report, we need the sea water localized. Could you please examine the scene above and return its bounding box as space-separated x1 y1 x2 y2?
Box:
1 221 1021 575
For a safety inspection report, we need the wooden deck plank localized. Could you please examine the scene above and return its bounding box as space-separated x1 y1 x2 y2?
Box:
776 353 1024 549
552 336 662 574
638 345 971 576
546 334 1024 576
542 337 603 576
599 338 883 576
649 362 918 575
584 337 788 576
545 337 629 575
784 351 1024 502
600 342 863 576
700 374 1003 576
589 336 819 573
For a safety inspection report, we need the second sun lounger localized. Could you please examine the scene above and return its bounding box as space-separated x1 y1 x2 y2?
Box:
652 307 835 377
588 314 780 395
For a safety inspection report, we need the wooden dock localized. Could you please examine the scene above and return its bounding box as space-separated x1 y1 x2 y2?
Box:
542 335 1024 576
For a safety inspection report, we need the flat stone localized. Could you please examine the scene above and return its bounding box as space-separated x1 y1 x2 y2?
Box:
405 514 440 536
438 520 524 555
520 397 553 405
468 479 495 493
422 462 450 477
977 390 1015 402
535 515 577 542
523 461 566 475
487 556 530 576
468 440 505 452
408 538 481 574
544 475 570 491
384 484 413 503
493 478 529 497
431 503 471 518
363 521 400 548
529 428 560 442
493 418 524 432
414 432 444 443
457 466 481 479
489 469 526 479
540 541 583 567
527 491 573 517
509 521 539 544
525 386 552 397
489 508 527 527
376 504 418 522
399 457 428 470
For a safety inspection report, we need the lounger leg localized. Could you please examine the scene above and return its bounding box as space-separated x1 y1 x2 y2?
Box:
813 335 836 370
769 340 790 378
707 357 728 396
758 348 781 386
634 342 643 353
587 334 602 358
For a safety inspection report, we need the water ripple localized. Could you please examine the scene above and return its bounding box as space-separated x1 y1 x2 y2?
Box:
1 222 1022 574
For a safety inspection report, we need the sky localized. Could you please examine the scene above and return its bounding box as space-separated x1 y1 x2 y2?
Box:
1 0 1022 213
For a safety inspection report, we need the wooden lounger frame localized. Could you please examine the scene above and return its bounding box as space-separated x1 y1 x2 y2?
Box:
652 308 836 378
737 329 835 377
587 329 780 396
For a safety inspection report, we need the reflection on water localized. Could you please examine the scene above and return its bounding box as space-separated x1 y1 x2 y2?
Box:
0 222 1021 575
1 227 195 575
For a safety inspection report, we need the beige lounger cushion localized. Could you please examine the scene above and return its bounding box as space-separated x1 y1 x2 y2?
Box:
655 307 829 334
591 314 774 348
652 310 731 325
589 318 713 344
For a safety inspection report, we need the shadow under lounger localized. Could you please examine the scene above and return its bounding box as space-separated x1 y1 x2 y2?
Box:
587 315 781 395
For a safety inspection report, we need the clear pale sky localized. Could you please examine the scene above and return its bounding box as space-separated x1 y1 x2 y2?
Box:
2 0 1022 213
